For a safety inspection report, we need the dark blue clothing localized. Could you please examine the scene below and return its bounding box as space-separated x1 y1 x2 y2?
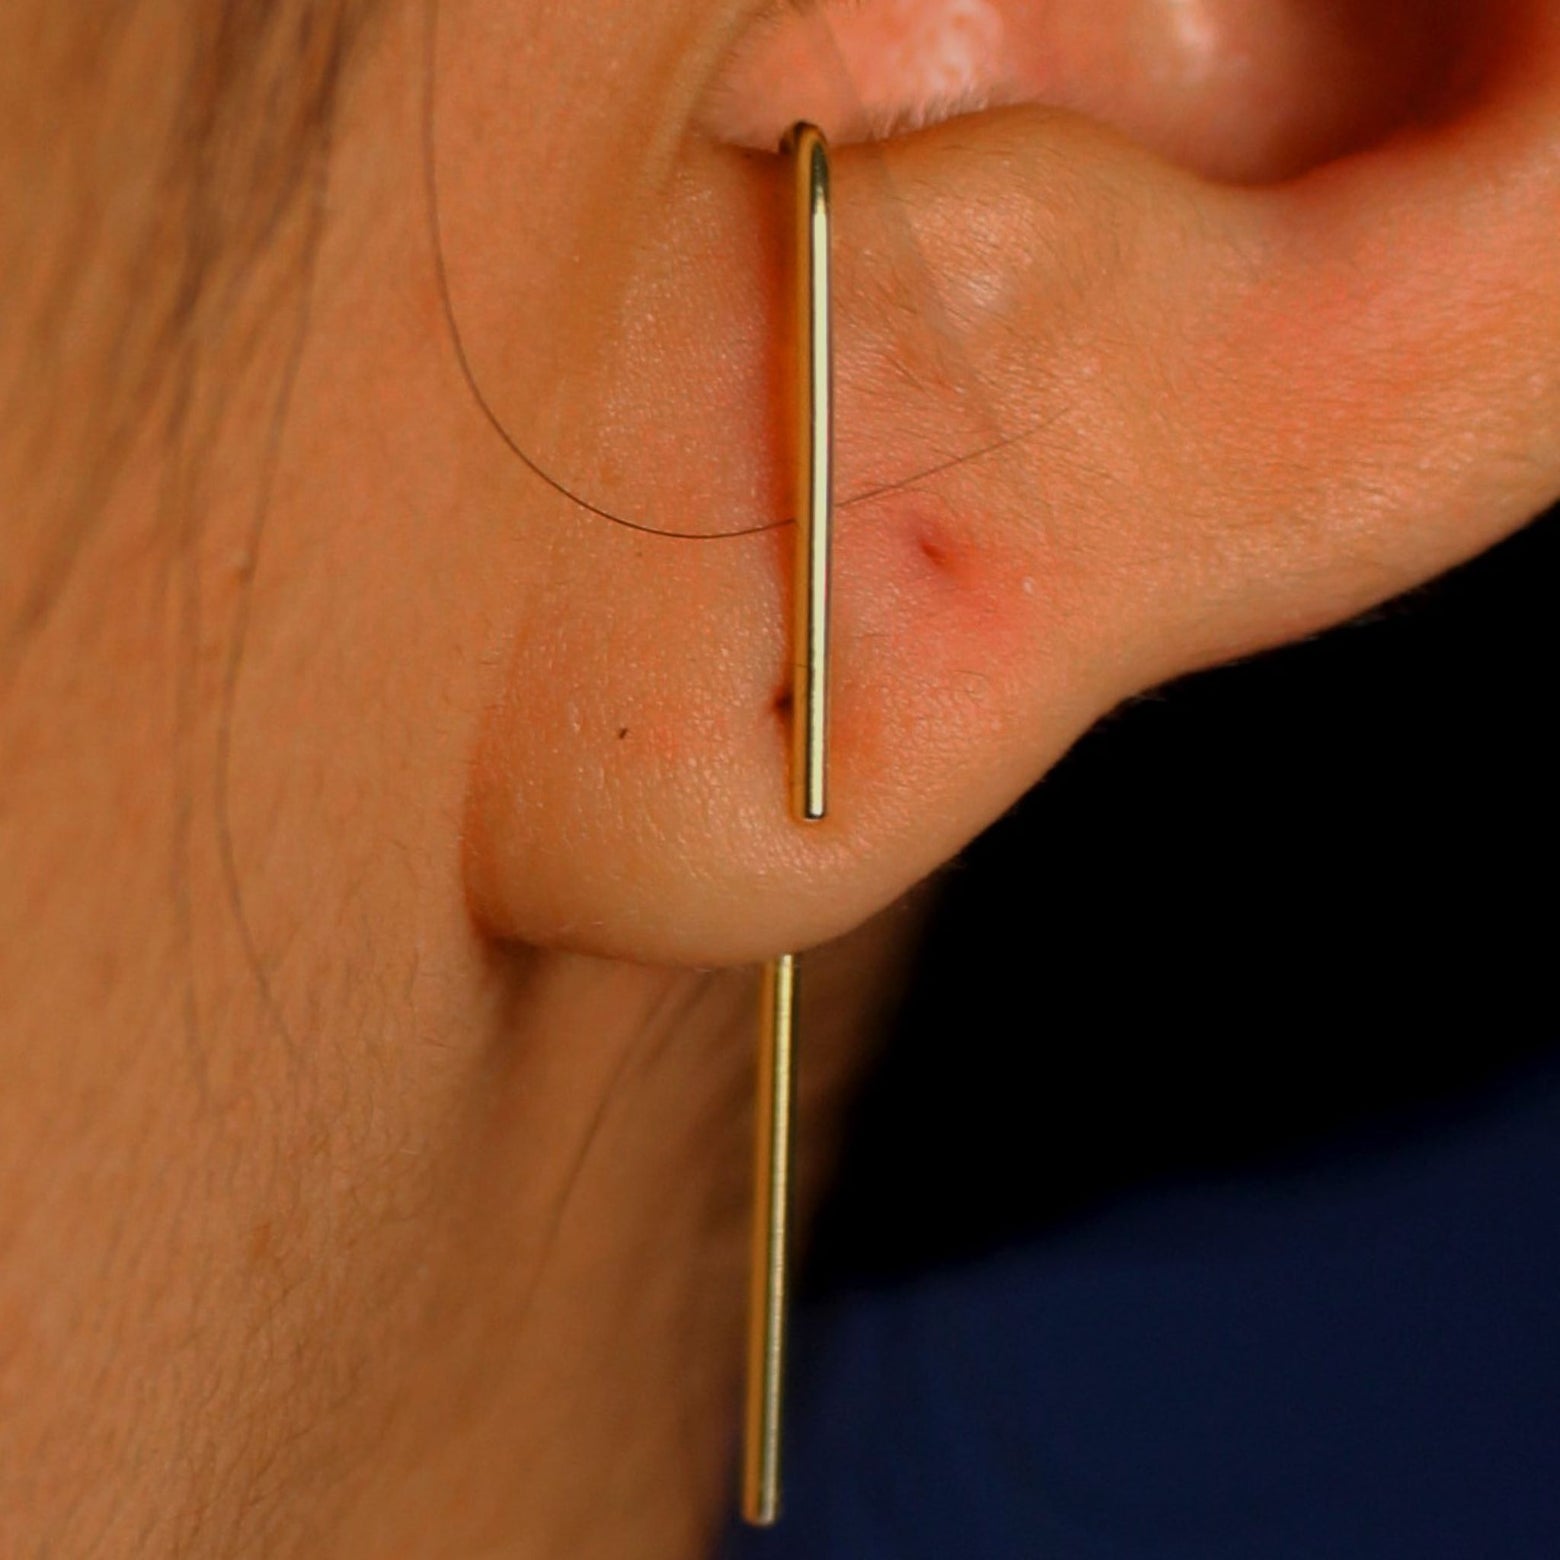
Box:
724 1062 1560 1560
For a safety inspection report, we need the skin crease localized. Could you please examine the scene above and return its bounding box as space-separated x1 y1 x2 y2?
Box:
0 1 1558 1557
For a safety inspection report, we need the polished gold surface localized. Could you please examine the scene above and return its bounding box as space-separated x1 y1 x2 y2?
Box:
739 127 829 1528
742 952 798 1526
788 121 833 823
740 124 833 1529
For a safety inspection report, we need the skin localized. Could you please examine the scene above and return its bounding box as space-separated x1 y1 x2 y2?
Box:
1 0 1558 1555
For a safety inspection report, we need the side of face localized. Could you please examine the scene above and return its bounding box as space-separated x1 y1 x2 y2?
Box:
2 1 1558 1554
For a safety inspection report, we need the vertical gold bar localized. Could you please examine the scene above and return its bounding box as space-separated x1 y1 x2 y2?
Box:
741 122 831 1530
743 952 798 1526
790 123 833 823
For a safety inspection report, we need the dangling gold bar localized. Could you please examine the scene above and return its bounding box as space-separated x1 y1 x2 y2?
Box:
742 122 833 1529
742 951 798 1526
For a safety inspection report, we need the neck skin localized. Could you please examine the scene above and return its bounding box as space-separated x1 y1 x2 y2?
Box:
316 933 920 1559
2 775 914 1560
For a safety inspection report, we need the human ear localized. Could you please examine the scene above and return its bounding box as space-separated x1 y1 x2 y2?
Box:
454 0 1560 967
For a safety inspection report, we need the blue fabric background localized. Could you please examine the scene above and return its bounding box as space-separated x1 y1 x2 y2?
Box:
723 1061 1560 1560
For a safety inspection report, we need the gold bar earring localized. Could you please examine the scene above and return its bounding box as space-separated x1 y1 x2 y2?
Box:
742 121 834 1530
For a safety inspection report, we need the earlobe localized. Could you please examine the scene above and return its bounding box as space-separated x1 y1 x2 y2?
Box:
458 1 1560 969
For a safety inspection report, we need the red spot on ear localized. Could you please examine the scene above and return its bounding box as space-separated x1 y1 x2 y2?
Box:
917 530 956 574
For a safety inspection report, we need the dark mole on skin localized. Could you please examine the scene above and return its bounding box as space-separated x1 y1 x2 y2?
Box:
617 727 629 739
772 687 793 720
